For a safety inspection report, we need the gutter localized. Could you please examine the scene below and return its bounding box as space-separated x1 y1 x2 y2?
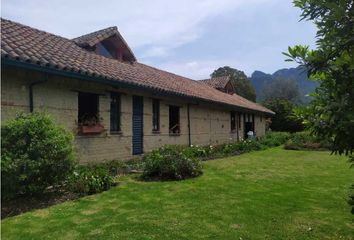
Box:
187 104 191 146
29 75 48 112
2 58 274 116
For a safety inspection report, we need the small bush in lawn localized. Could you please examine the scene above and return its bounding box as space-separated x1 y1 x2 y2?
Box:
284 132 331 150
68 165 115 195
258 132 291 147
142 145 203 180
1 112 76 199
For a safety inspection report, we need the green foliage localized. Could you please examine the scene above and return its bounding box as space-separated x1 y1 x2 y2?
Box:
1 112 76 199
284 0 354 156
68 165 115 195
258 132 292 147
263 99 304 132
211 66 256 101
100 159 144 176
262 77 302 104
4 149 352 240
142 145 203 180
285 0 354 210
284 131 331 150
142 132 291 181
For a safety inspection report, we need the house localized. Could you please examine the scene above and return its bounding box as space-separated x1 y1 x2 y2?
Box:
200 76 235 94
1 19 274 163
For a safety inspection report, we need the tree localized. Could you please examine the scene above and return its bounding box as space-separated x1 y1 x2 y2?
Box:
284 0 354 211
263 99 304 132
261 77 302 104
211 66 256 101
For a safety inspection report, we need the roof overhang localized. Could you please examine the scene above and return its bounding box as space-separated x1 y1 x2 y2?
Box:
2 58 275 116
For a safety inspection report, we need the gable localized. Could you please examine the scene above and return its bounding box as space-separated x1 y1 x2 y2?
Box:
72 27 136 62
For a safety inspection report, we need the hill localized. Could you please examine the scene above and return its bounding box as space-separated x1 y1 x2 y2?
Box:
251 66 318 103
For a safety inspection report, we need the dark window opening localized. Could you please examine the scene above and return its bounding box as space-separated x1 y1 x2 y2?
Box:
110 93 121 132
78 92 99 125
169 106 180 134
238 113 242 129
152 99 160 131
96 43 114 59
231 111 236 132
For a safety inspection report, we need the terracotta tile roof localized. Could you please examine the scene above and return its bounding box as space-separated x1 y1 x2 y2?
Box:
1 18 274 115
72 26 136 62
199 76 231 89
73 26 118 47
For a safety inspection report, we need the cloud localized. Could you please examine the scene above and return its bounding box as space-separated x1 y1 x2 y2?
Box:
2 0 316 78
156 59 249 80
1 0 270 58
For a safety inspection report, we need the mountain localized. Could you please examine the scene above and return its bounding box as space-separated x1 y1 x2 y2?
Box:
250 66 318 103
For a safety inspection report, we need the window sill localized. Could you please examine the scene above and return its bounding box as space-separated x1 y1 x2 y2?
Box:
169 133 181 136
152 130 160 134
110 131 123 135
230 130 237 134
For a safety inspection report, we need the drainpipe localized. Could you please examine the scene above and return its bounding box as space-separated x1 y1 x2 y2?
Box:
187 103 192 146
29 75 48 112
236 112 239 141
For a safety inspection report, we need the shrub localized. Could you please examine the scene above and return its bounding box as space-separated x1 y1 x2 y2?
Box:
100 159 144 176
1 112 76 199
258 132 291 148
68 165 115 195
284 132 331 150
142 145 203 180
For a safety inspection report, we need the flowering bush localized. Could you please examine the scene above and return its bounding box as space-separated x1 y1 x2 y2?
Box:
67 165 115 195
142 145 203 180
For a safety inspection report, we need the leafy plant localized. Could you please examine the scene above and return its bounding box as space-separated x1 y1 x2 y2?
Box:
142 145 203 180
284 0 354 211
284 131 331 151
263 99 304 133
68 165 115 195
1 112 76 199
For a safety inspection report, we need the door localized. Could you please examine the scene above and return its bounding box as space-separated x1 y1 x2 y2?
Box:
244 114 255 139
132 96 143 155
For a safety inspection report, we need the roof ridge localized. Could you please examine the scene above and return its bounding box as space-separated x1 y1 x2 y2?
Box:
71 26 118 42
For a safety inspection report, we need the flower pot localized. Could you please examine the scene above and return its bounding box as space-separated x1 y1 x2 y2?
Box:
79 124 105 135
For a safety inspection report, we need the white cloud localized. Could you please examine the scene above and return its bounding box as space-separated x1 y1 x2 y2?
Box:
1 0 270 58
157 59 249 80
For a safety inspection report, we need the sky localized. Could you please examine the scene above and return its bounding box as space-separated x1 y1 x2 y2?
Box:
1 0 317 79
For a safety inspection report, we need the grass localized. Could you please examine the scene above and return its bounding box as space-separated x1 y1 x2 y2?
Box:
2 147 353 239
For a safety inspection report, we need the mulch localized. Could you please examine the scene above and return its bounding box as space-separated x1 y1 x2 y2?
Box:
1 188 80 219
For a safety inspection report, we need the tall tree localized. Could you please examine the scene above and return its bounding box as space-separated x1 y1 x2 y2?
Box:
261 77 302 104
211 66 256 101
284 0 354 210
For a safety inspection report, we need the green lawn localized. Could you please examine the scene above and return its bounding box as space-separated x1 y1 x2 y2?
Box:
2 148 353 239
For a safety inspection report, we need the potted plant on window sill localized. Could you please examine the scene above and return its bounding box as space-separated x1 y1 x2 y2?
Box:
78 116 105 135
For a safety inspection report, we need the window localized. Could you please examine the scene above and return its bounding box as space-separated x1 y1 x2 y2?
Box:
152 99 160 132
110 93 121 132
96 43 113 59
169 106 180 134
78 92 99 125
231 111 236 132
